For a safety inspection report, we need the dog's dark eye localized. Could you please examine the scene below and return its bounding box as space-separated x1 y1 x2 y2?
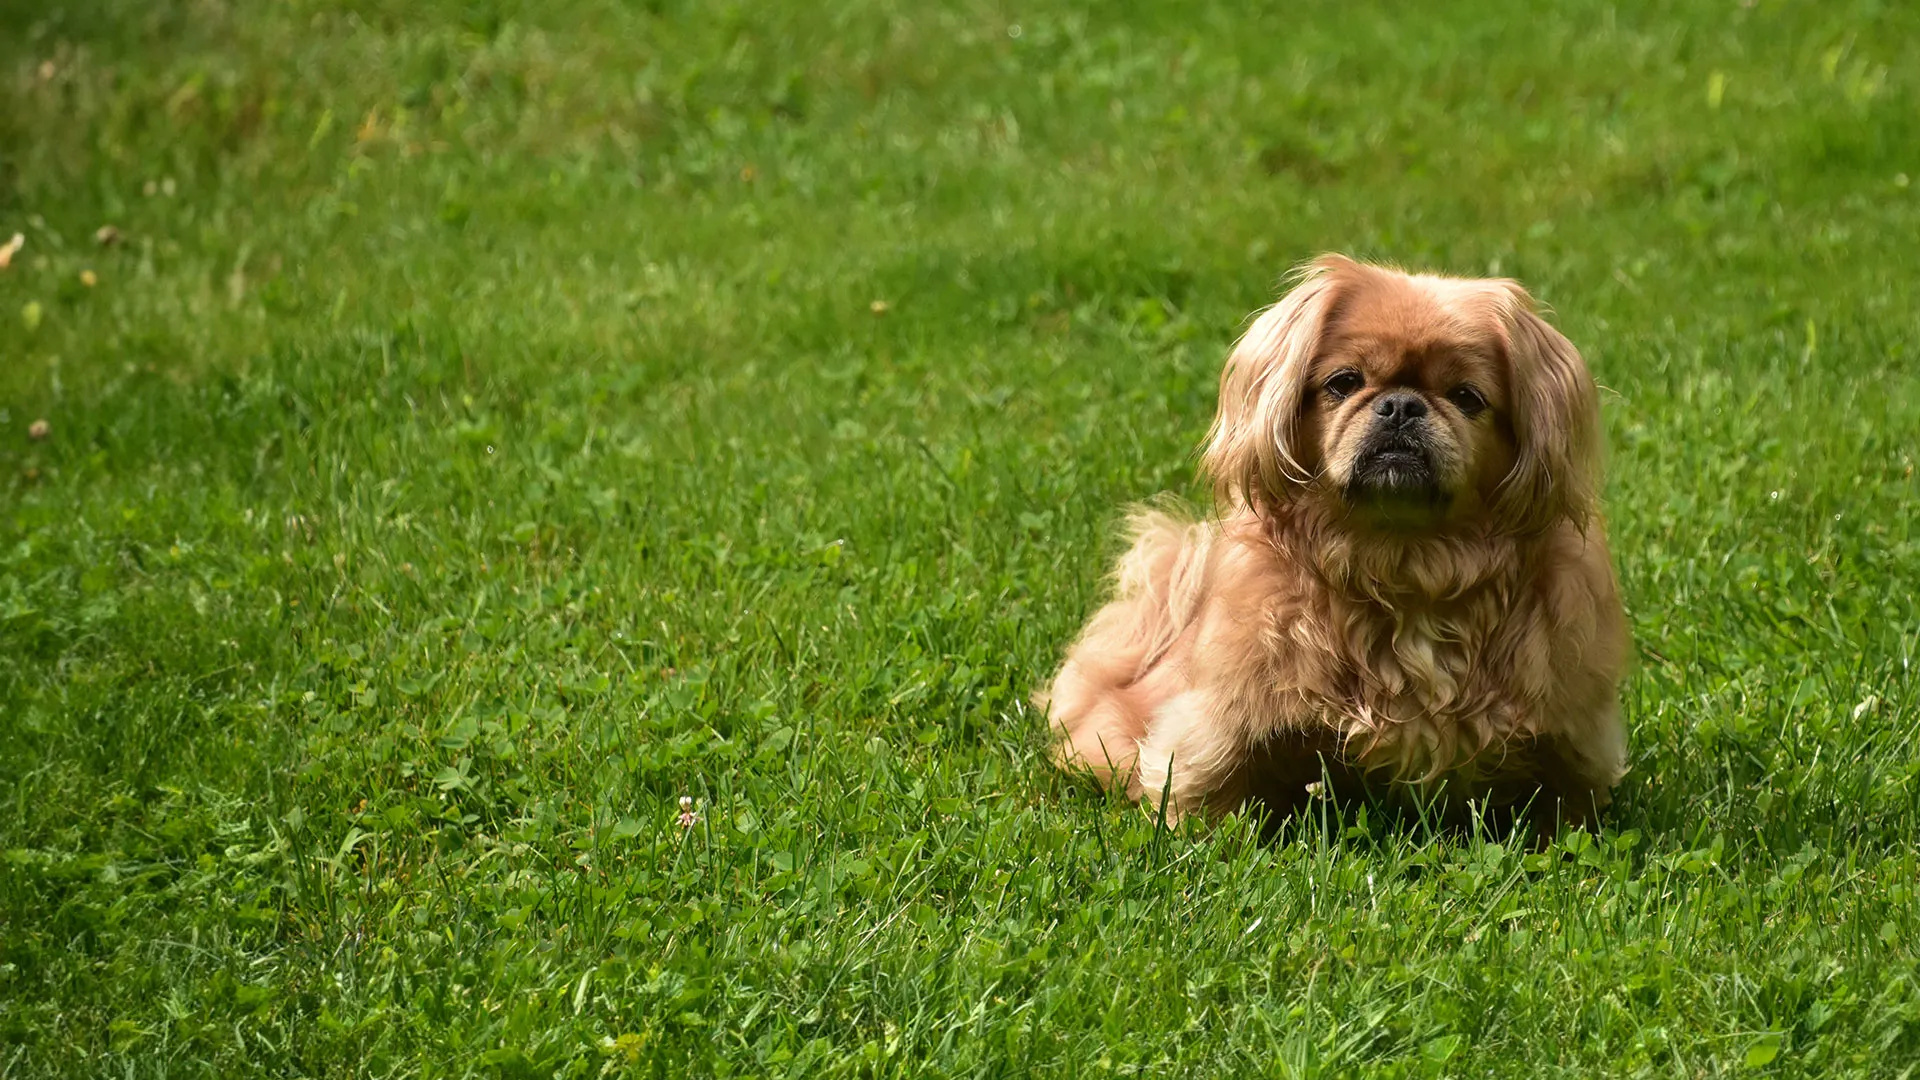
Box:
1447 384 1488 416
1324 370 1365 400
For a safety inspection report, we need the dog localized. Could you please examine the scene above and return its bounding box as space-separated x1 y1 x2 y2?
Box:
1038 254 1628 837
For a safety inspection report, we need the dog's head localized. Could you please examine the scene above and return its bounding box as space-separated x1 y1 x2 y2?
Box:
1204 255 1599 536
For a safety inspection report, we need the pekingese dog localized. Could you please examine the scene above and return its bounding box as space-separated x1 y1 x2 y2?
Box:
1040 254 1628 836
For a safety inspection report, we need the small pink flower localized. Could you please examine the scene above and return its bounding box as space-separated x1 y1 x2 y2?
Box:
676 796 699 829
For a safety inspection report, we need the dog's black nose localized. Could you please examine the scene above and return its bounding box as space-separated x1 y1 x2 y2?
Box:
1373 391 1429 425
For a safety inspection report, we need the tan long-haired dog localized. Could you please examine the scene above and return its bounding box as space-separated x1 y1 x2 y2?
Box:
1039 255 1628 835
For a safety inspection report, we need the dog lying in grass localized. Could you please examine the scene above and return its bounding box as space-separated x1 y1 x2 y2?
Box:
1040 255 1628 837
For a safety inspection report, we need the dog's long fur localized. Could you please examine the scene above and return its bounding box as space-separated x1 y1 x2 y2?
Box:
1039 255 1628 834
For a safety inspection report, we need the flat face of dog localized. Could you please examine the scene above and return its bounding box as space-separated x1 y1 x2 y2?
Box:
1305 271 1517 529
1204 255 1600 537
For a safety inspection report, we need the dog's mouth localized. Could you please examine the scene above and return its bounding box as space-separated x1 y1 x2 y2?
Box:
1345 436 1448 509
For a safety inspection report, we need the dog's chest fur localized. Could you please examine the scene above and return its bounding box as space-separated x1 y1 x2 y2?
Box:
1274 584 1549 783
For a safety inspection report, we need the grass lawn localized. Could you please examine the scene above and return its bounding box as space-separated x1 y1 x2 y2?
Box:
4 0 1919 1074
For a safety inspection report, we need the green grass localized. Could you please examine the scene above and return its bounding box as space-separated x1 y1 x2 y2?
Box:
3 0 1918 1074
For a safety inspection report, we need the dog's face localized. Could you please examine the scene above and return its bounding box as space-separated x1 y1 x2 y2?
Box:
1205 255 1599 536
1303 271 1517 528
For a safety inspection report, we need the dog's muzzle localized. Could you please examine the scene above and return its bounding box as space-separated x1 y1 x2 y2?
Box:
1348 391 1443 501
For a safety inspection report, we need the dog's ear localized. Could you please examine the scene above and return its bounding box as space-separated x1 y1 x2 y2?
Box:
1203 256 1347 514
1495 298 1601 532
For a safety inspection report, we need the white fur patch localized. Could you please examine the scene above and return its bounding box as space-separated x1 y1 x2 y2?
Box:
1135 690 1211 802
